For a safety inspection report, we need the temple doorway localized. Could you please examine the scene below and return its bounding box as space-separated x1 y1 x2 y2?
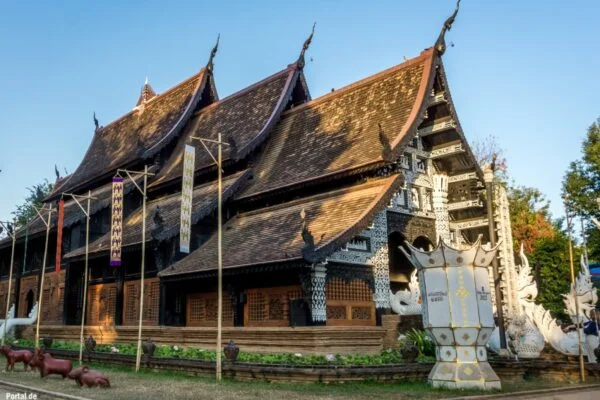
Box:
25 290 34 316
388 232 412 292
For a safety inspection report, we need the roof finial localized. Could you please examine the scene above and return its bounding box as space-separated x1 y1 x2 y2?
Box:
135 77 157 107
93 112 100 132
207 34 220 73
435 0 460 55
297 22 316 69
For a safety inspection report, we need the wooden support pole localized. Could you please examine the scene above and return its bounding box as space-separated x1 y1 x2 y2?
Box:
78 191 91 365
2 223 16 345
135 165 148 373
35 207 53 349
564 201 585 383
216 131 223 382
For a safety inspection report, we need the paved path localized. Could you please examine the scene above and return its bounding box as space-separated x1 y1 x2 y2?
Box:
517 387 600 400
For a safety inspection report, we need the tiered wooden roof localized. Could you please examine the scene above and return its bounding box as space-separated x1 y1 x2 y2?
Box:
160 174 402 278
4 177 141 242
237 49 435 201
150 65 304 188
49 68 216 197
64 170 250 259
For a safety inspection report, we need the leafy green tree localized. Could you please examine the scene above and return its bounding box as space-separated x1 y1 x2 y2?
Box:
12 179 54 226
563 118 600 261
506 185 578 320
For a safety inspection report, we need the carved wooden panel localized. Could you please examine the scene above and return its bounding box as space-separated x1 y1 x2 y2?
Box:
326 279 376 326
40 271 65 325
326 300 376 326
122 277 159 326
327 278 372 302
0 279 17 318
186 292 234 327
244 286 302 327
87 283 117 326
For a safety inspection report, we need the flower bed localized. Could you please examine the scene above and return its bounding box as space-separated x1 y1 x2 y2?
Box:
14 338 421 366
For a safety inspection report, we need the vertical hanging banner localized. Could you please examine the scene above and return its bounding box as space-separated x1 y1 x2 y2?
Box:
180 144 195 253
110 176 124 266
55 199 65 272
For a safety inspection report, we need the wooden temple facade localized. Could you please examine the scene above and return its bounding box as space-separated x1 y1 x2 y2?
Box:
0 10 495 348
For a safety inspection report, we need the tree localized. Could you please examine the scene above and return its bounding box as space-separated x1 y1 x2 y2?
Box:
506 185 577 319
528 233 573 321
12 179 54 226
507 185 556 253
563 118 600 262
471 134 509 184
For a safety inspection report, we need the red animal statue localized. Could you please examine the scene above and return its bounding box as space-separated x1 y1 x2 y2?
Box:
0 345 33 371
35 349 72 378
29 350 42 371
68 366 110 388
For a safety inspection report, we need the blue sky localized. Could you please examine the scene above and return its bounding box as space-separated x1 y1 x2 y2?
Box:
0 1 598 224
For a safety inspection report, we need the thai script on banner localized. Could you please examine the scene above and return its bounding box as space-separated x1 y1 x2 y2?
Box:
180 144 195 253
55 199 65 272
110 176 124 266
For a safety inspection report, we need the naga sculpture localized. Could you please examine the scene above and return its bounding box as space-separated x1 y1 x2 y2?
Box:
389 269 422 315
514 249 598 362
0 303 39 340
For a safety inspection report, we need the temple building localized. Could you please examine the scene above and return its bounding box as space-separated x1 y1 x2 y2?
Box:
0 8 503 352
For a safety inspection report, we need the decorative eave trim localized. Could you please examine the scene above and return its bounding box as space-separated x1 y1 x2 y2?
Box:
388 48 437 153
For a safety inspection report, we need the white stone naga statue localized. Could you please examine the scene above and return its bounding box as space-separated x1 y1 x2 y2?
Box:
0 303 39 340
487 245 545 358
514 250 598 362
389 269 422 315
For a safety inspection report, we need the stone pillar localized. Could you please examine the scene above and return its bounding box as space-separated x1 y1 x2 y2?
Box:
309 263 327 324
432 174 451 244
382 314 401 348
370 211 391 309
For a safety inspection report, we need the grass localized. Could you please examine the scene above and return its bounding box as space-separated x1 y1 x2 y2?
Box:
0 361 575 400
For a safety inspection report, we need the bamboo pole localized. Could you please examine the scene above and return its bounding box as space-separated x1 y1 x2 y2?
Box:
2 222 16 345
78 191 91 365
216 131 223 382
135 165 148 373
188 134 228 381
35 207 53 349
564 201 585 383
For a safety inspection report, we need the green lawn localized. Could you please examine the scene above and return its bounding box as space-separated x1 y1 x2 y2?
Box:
0 363 574 400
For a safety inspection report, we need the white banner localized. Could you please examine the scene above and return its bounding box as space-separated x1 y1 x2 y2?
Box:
180 144 195 253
